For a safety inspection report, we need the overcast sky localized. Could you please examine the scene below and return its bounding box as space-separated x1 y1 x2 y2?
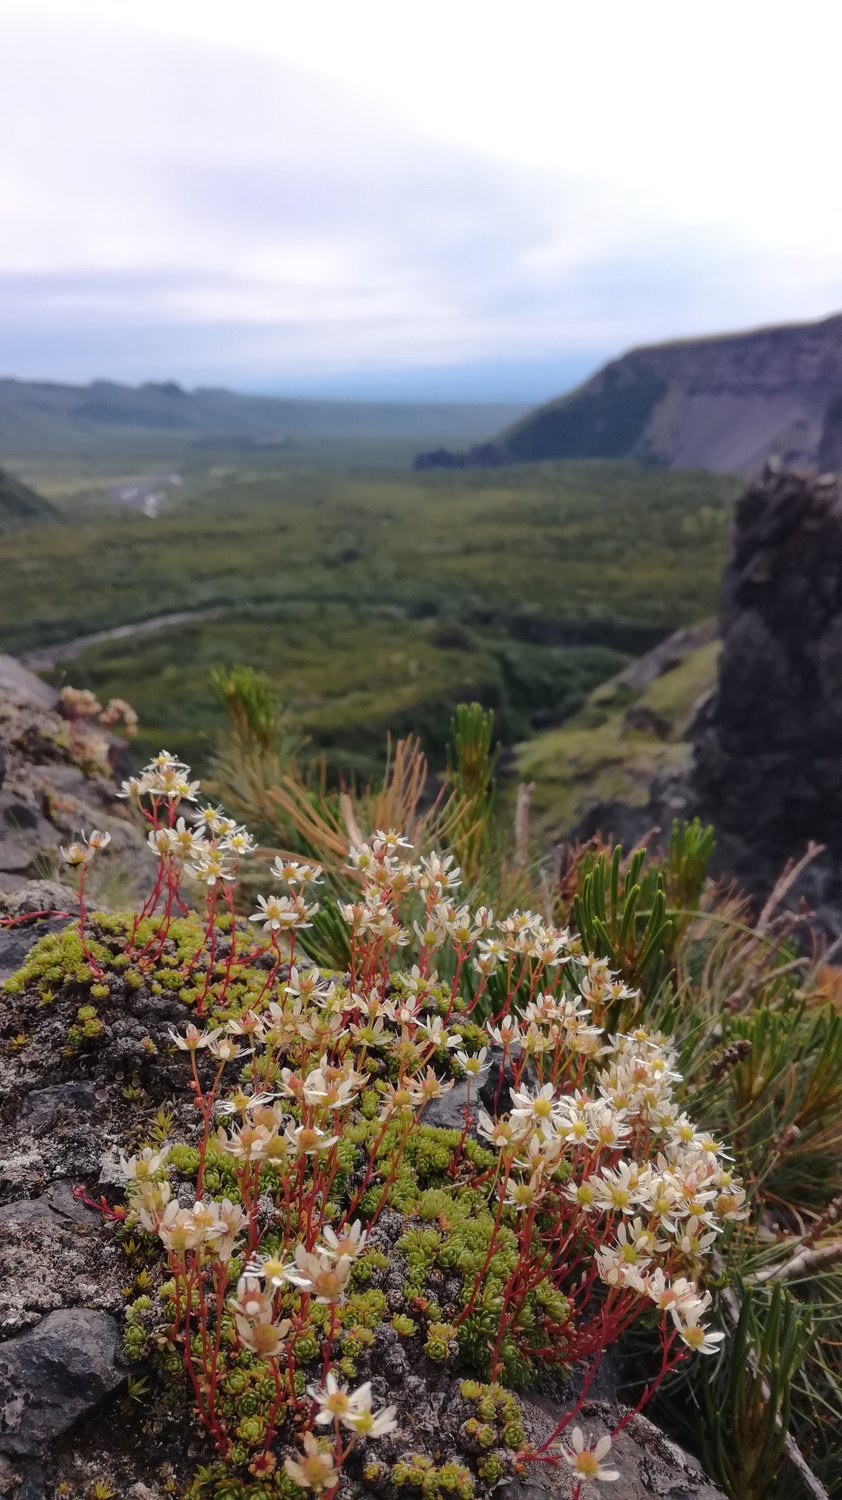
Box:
3 0 842 400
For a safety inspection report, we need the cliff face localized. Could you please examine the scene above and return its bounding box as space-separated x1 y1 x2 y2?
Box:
554 465 842 935
693 463 842 859
496 313 842 476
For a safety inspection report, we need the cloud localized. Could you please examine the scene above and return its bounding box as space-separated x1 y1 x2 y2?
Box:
2 1 842 397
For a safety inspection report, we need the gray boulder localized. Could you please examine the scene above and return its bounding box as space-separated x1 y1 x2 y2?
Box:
0 1309 124 1457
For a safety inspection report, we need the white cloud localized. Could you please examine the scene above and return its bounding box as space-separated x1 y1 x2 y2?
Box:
2 0 842 393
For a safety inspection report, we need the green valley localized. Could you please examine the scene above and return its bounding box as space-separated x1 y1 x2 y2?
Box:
1 453 739 780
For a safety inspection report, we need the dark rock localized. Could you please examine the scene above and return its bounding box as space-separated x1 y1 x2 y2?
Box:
693 465 842 855
0 882 72 920
0 803 38 833
0 1309 125 1457
0 659 56 711
0 1182 97 1228
20 1084 97 1131
423 1057 493 1131
419 1082 473 1131
478 1046 535 1117
572 467 842 935
0 882 73 981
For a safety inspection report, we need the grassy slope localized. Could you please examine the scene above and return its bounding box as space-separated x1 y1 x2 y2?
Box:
516 638 720 840
0 458 738 776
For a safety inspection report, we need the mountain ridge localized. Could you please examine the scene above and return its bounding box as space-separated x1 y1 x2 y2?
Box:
0 377 525 466
416 311 842 477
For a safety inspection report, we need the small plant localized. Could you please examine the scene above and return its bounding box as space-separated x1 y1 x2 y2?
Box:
12 746 840 1496
51 750 740 1497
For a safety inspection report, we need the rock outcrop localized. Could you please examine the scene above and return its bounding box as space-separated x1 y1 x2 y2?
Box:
693 463 842 862
421 311 842 477
565 465 842 934
0 656 150 897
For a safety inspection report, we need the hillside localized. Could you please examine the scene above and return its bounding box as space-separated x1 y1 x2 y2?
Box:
515 625 719 842
0 464 57 529
417 312 842 476
0 378 524 469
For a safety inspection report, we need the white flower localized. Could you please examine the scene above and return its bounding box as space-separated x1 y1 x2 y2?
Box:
168 1024 221 1051
318 1220 368 1262
242 1252 288 1288
309 1371 357 1423
284 1433 338 1494
455 1047 488 1077
118 1145 170 1181
671 1304 726 1355
190 852 235 886
510 1082 562 1137
220 827 256 856
559 1427 620 1483
249 893 315 931
84 829 111 852
60 841 91 866
270 857 323 886
341 1382 399 1437
282 1245 352 1303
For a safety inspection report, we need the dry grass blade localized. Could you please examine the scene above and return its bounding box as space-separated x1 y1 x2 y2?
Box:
264 734 478 874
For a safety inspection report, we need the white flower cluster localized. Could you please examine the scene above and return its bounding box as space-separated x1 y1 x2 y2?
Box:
120 754 256 885
284 1371 398 1494
476 1020 741 1356
338 832 576 972
115 759 742 1477
120 750 201 805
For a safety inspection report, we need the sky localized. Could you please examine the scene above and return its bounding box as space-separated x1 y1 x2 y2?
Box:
3 0 842 402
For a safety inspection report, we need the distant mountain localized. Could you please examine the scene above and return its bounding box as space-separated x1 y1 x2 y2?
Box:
415 313 842 477
0 466 56 529
0 378 525 466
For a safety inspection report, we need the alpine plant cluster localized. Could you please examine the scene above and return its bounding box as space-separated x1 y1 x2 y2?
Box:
65 753 742 1497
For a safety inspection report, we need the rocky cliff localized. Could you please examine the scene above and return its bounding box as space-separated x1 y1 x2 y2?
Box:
417 312 842 477
561 464 842 935
691 463 842 895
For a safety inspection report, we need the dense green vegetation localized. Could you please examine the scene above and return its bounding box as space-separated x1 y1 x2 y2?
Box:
1 458 738 777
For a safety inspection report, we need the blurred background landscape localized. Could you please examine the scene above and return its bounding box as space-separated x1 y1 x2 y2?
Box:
2 0 841 845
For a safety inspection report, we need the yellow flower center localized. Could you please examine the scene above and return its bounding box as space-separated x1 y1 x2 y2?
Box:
574 1451 600 1476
